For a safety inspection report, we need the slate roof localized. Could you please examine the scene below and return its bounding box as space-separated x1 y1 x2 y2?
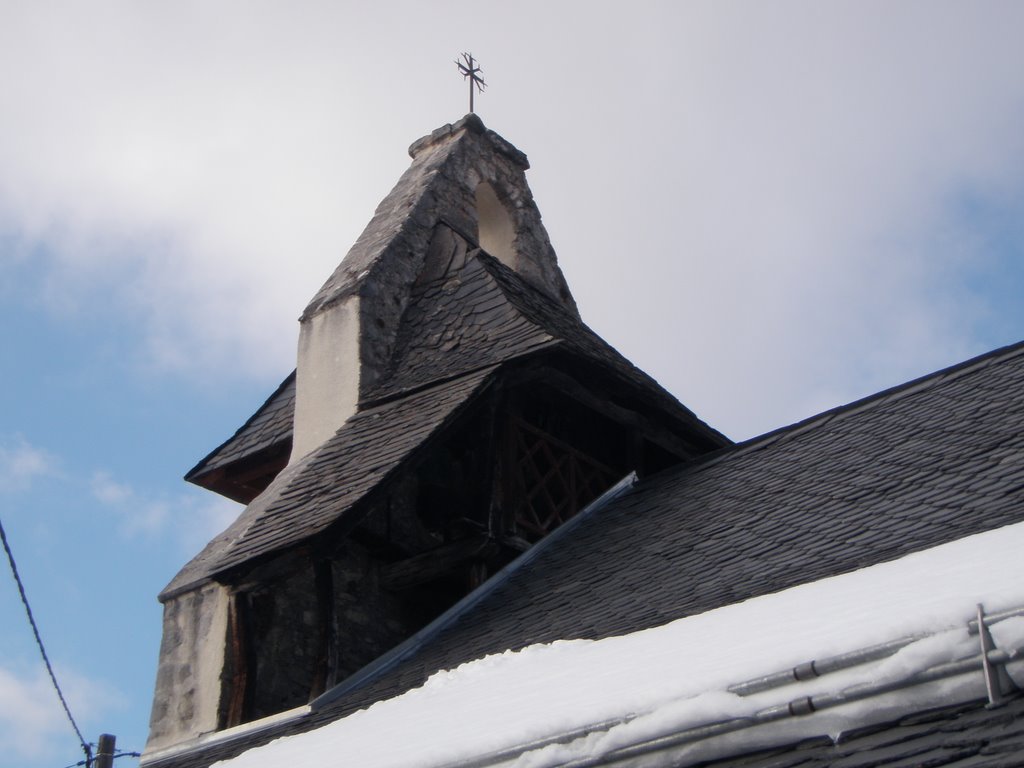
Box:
370 251 719 432
147 339 1024 767
183 248 725 496
368 250 559 400
314 340 1024 713
697 694 1024 768
146 693 1024 768
162 367 496 598
185 373 295 485
169 248 727 597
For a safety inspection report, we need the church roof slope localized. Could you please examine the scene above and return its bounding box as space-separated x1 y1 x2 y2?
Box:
165 506 1024 768
367 250 559 400
145 339 1024 768
312 338 1024 718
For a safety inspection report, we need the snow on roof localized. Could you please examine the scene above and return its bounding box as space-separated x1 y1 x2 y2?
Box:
214 521 1024 768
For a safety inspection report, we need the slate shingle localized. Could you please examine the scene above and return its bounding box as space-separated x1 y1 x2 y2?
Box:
369 250 725 450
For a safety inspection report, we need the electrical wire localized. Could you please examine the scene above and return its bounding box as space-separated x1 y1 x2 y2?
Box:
61 749 142 768
0 515 92 764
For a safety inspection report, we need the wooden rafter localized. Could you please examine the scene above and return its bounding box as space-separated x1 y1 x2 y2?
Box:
509 417 616 540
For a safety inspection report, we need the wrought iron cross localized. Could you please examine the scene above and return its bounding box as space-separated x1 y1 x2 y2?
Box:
456 52 486 113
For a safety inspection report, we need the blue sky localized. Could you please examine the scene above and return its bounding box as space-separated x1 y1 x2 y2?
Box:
2 3 1024 767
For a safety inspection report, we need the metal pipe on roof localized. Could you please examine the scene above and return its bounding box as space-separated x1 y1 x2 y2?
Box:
730 602 1024 698
967 604 1024 635
549 645 1022 768
452 604 1024 768
727 634 923 696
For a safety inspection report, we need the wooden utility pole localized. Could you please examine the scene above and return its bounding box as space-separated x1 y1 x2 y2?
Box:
95 734 116 768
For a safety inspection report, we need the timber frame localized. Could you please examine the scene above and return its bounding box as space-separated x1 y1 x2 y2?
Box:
212 351 709 727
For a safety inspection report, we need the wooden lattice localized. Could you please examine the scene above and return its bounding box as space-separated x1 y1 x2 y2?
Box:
510 418 616 540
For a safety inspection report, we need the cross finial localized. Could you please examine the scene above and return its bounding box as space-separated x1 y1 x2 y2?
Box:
456 52 486 113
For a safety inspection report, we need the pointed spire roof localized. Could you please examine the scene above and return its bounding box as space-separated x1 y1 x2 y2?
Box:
183 116 726 501
303 113 576 323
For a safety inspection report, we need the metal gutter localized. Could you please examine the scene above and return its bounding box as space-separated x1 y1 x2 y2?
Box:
311 472 640 712
140 705 310 766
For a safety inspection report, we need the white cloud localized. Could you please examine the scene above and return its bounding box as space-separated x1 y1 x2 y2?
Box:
0 438 57 492
91 470 240 551
89 472 133 507
91 471 168 537
533 2 1024 438
178 494 246 554
0 2 384 382
0 661 124 764
0 3 1022 437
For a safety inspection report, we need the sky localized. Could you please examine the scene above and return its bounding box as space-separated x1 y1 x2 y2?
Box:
1 2 1024 767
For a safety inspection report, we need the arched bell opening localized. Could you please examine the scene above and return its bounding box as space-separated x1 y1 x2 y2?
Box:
475 181 518 270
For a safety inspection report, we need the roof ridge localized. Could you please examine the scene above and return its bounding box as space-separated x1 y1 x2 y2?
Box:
365 248 557 401
476 252 731 448
672 337 1024 477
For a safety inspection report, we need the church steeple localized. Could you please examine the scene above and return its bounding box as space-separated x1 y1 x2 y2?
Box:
145 116 726 762
290 114 576 462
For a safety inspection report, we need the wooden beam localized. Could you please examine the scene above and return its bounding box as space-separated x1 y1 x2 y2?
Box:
380 536 498 591
310 560 333 699
223 594 249 728
534 368 698 460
